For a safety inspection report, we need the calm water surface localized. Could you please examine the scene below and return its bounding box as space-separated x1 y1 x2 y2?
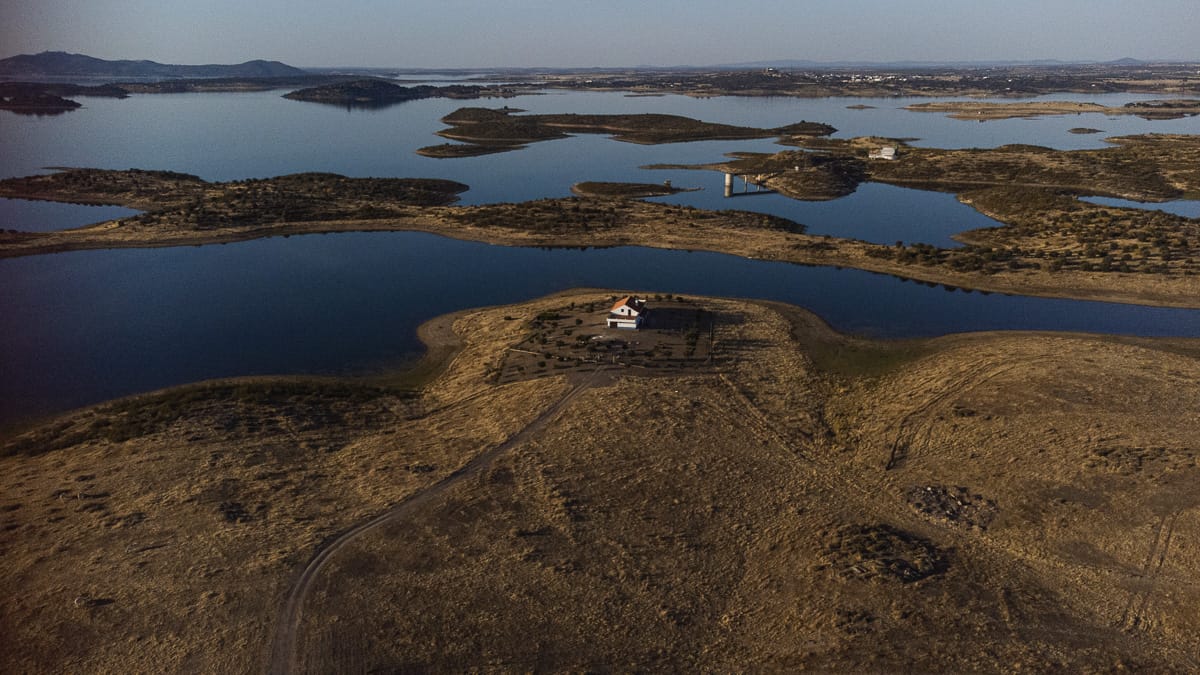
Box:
2 88 1200 424
1080 196 1200 219
4 231 1200 425
0 198 141 232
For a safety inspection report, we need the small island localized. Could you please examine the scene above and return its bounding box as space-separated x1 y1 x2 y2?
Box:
0 82 130 115
1068 127 1105 134
282 79 519 108
0 90 81 114
415 143 523 158
569 181 697 198
425 107 837 156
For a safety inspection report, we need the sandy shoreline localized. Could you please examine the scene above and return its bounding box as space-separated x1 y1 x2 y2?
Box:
4 211 1198 309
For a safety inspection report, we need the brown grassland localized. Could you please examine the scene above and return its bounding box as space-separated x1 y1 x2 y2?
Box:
2 291 1199 672
907 99 1200 121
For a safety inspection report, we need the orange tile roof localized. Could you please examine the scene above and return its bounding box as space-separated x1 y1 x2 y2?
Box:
609 296 632 312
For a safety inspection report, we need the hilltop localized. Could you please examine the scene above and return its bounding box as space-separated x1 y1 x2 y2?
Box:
0 51 307 79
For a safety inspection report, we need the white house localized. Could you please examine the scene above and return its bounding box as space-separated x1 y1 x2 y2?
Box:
607 296 647 329
869 146 897 160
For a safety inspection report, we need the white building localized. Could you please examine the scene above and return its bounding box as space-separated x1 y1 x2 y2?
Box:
607 296 647 329
869 146 897 160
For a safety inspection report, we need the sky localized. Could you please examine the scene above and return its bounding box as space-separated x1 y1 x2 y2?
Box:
2 0 1197 68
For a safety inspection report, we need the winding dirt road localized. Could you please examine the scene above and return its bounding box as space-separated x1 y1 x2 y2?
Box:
267 372 601 675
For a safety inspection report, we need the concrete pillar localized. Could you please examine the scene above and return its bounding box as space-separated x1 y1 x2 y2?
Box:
724 173 733 198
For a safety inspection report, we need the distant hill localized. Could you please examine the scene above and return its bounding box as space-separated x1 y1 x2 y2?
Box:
1104 57 1146 66
0 51 308 79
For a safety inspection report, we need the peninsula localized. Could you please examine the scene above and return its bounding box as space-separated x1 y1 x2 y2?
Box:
3 291 1199 672
2 150 1199 309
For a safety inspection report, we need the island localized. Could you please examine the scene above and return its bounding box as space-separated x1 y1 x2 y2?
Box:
569 181 697 198
281 79 521 108
0 81 130 115
0 89 81 114
3 290 1199 672
418 107 837 156
415 143 523 158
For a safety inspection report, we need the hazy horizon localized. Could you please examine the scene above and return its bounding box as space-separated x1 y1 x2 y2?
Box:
2 0 1197 69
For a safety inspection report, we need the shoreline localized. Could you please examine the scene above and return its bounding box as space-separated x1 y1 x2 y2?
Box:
2 156 1198 310
0 307 470 441
5 289 1200 671
3 212 1199 310
906 99 1200 121
7 286 1200 438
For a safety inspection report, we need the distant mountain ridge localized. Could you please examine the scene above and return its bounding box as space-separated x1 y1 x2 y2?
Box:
0 51 307 79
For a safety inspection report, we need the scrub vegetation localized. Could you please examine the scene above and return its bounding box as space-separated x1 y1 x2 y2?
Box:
2 132 1200 309
3 292 1199 672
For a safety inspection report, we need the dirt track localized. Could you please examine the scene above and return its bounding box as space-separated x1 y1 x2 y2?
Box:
268 370 602 675
5 293 1200 672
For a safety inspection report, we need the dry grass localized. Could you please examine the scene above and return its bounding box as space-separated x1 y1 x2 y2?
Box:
908 99 1200 121
3 292 1200 671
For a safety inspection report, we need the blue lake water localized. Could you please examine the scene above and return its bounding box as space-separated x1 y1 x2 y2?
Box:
0 198 141 232
652 181 999 247
4 230 1200 425
2 87 1200 424
1080 195 1200 219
